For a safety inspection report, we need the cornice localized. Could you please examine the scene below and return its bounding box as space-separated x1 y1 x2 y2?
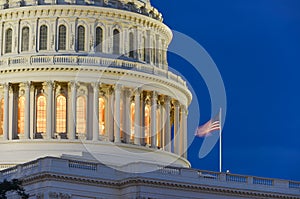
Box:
21 172 300 199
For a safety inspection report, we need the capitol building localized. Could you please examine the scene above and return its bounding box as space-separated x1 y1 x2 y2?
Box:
0 0 299 198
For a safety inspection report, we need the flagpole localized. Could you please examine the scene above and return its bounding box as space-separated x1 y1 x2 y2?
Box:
219 108 222 173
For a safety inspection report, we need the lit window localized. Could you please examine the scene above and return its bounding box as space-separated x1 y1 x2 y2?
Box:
145 105 150 144
36 95 46 133
76 96 86 134
130 102 135 141
113 29 120 54
5 28 12 53
99 98 105 135
18 96 25 134
77 25 85 51
58 25 66 50
21 27 29 52
129 32 134 58
56 95 66 133
0 99 4 135
95 27 103 52
39 25 48 50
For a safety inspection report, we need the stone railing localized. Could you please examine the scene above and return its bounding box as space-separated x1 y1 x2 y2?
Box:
2 157 299 195
0 55 186 87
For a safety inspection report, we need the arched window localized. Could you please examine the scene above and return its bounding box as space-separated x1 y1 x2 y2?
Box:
5 28 12 53
99 98 105 135
21 27 29 52
76 96 86 134
18 96 25 134
39 25 48 50
113 29 120 54
36 95 46 133
0 99 4 135
95 27 103 53
56 95 66 133
77 25 85 51
145 105 150 144
58 25 66 50
129 32 134 58
141 36 146 62
130 102 135 141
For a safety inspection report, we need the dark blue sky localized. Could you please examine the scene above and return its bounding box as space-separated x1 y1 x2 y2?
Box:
152 0 300 181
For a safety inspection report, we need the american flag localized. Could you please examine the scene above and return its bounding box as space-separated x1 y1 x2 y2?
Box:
195 112 221 137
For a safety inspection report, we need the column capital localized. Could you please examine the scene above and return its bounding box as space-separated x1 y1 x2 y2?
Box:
24 81 31 89
69 81 79 89
3 82 9 91
151 91 157 99
114 84 122 92
133 88 141 97
173 100 180 107
107 86 114 95
164 95 171 104
91 81 100 90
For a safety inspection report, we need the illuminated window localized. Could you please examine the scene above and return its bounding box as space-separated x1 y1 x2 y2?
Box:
77 25 85 51
39 25 48 50
129 32 134 58
0 99 3 135
130 102 135 141
5 28 12 53
56 95 66 133
58 25 66 50
113 29 120 54
99 98 105 135
145 105 150 144
76 96 86 134
95 27 103 52
18 96 25 134
21 27 29 52
36 95 46 133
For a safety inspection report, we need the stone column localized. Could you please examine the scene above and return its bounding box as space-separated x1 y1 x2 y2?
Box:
140 92 145 146
29 84 35 139
46 81 54 139
24 82 30 139
114 84 121 143
164 96 171 152
150 91 157 148
158 99 163 148
92 82 99 141
134 89 141 145
183 107 188 158
173 101 180 155
3 83 9 140
8 85 16 140
107 87 114 142
68 81 78 140
123 89 131 143
179 105 185 157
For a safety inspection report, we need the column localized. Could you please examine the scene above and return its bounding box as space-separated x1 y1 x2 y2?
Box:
179 105 185 156
140 92 145 146
134 89 141 145
183 107 188 158
92 82 99 141
158 99 164 148
8 85 16 140
123 89 131 143
24 82 30 139
3 83 9 140
150 91 157 148
173 101 180 155
68 81 78 140
46 81 54 139
164 96 171 152
29 84 35 139
114 84 121 143
107 87 114 142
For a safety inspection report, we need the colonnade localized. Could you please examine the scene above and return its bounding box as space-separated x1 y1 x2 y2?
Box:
0 81 188 157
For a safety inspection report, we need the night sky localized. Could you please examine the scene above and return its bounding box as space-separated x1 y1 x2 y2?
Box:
151 0 300 181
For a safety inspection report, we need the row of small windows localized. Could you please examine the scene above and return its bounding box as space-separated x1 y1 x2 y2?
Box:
4 25 115 54
3 25 164 65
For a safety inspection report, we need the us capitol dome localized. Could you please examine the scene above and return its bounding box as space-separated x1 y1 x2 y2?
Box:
0 0 192 169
